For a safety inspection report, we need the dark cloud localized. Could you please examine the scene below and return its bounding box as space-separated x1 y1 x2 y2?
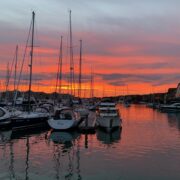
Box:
96 73 180 86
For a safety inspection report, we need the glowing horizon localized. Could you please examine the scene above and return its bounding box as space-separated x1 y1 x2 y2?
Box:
1 0 180 97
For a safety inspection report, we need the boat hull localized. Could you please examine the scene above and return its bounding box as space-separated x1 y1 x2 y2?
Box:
160 107 180 112
48 118 78 130
97 116 122 132
11 112 49 130
0 118 12 130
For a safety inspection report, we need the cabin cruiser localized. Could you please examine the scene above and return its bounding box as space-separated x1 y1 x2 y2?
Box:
160 103 180 112
48 107 81 130
96 100 122 132
0 107 11 129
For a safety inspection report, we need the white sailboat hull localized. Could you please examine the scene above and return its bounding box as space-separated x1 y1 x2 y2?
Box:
48 118 78 130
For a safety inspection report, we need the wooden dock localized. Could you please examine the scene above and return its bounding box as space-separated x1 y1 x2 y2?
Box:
78 111 96 133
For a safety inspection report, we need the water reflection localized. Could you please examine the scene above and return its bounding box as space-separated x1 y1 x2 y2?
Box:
96 128 122 145
167 113 180 131
49 130 80 147
0 130 12 143
0 127 49 180
11 126 49 140
9 140 15 179
49 130 81 180
1 105 180 180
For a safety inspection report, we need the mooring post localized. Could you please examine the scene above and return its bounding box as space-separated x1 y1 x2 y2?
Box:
85 114 88 128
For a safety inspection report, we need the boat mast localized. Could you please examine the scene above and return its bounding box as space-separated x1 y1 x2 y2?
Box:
78 40 82 98
90 67 94 98
54 36 63 104
14 45 18 91
69 10 75 96
5 62 10 103
28 11 35 112
55 45 60 95
59 36 63 94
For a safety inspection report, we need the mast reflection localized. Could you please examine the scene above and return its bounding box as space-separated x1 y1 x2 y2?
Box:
49 130 81 180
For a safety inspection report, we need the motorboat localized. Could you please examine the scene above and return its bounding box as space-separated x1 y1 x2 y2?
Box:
96 100 122 132
48 107 81 130
160 103 180 112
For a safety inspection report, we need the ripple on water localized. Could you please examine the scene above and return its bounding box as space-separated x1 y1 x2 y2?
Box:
0 105 180 179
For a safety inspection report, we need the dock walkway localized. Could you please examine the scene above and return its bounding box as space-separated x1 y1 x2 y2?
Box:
78 111 96 133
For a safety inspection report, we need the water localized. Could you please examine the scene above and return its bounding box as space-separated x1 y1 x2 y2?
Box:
0 105 180 180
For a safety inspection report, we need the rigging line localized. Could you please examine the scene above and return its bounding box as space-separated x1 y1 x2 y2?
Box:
69 10 75 96
8 48 16 85
59 36 63 94
34 17 44 92
66 20 70 95
13 18 32 105
55 47 60 93
67 36 70 95
4 47 16 99
4 63 10 103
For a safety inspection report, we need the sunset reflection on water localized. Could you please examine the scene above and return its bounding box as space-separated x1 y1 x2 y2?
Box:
0 105 180 180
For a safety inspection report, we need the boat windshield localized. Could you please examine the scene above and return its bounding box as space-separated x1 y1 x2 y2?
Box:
60 112 73 120
55 110 73 120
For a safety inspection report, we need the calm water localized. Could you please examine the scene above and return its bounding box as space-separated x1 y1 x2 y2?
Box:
0 105 180 180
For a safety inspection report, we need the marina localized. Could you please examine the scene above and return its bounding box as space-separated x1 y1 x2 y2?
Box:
1 0 180 179
1 105 180 179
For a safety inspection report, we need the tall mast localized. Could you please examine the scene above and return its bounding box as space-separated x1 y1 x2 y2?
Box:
28 11 35 111
54 36 63 103
78 40 82 98
59 36 63 94
90 67 94 98
5 62 10 93
69 10 75 96
55 48 60 95
14 45 18 91
5 62 10 103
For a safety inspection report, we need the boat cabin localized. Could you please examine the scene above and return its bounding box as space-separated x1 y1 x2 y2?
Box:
54 109 75 120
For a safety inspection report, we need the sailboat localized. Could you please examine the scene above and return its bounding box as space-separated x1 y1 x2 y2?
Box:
48 107 81 130
11 12 49 130
48 11 82 130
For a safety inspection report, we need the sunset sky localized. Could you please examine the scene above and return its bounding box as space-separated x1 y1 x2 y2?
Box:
1 0 180 97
